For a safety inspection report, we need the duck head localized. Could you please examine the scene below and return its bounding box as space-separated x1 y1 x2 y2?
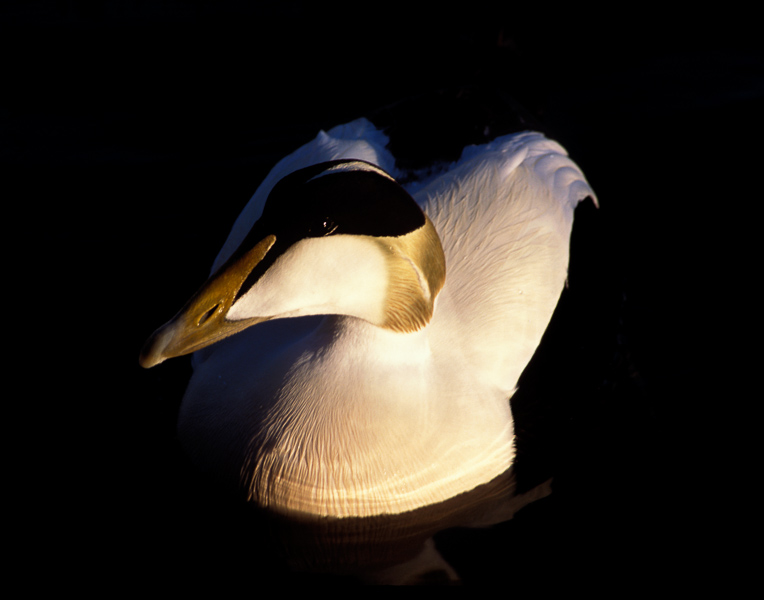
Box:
139 160 446 368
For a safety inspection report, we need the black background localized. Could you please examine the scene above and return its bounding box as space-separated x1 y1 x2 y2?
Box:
5 0 760 588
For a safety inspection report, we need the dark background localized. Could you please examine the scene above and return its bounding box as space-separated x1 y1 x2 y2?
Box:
5 0 759 587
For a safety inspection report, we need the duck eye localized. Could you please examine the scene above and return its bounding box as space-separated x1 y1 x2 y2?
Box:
310 217 337 236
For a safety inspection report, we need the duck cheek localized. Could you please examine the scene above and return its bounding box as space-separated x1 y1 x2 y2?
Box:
228 236 389 325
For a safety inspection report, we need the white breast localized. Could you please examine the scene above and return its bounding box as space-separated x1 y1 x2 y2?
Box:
181 315 516 516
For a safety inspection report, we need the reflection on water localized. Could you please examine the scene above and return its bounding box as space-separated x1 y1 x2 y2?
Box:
254 468 550 585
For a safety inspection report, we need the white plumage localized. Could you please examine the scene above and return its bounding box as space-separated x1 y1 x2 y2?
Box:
140 117 595 518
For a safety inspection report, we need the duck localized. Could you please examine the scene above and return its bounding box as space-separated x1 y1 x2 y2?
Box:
139 112 596 518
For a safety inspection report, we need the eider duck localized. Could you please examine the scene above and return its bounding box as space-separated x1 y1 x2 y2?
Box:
140 114 595 518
